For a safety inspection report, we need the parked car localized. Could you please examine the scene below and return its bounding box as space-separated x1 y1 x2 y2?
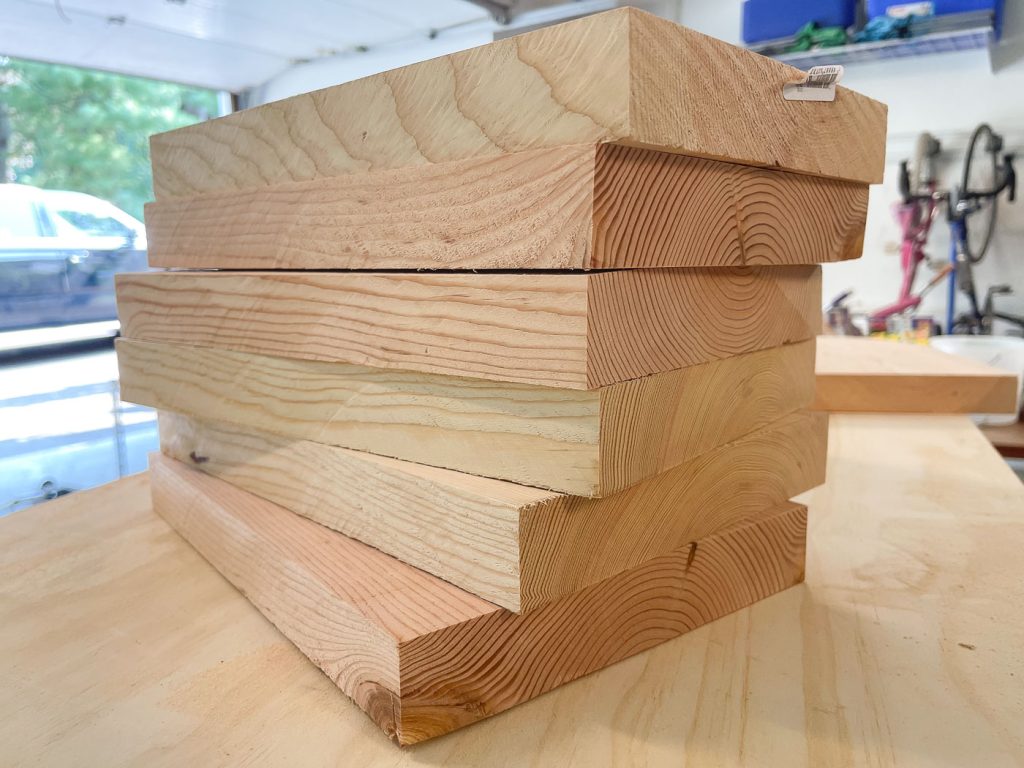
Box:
0 184 147 331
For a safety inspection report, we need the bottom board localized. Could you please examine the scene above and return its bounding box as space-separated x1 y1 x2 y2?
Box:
151 454 807 745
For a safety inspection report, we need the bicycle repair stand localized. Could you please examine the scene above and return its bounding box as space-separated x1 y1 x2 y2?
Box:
947 217 966 333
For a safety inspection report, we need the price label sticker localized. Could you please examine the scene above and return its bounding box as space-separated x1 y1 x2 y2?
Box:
783 65 844 102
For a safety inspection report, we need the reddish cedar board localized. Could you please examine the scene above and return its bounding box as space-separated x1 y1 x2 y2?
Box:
151 453 808 745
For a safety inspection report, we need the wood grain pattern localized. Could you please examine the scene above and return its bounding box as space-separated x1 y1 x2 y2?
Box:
116 266 821 389
590 145 867 270
144 142 868 271
4 415 1023 767
158 408 825 612
119 337 815 496
586 267 820 388
149 8 886 202
151 452 807 745
814 335 1019 413
626 11 886 183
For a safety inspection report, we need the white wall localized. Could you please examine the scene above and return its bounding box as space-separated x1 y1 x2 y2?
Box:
249 25 493 105
249 0 649 105
680 0 1024 332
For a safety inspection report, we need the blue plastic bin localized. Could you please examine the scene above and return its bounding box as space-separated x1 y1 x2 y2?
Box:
866 0 999 19
742 0 857 44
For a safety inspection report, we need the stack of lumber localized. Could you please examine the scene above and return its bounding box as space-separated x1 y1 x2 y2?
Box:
115 8 886 745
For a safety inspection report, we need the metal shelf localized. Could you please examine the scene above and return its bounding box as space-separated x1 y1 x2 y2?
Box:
769 25 995 68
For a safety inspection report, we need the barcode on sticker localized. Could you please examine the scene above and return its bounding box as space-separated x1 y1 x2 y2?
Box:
783 65 844 102
804 65 842 87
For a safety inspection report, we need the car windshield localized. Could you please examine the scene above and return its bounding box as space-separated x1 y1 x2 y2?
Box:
43 191 142 242
52 208 135 238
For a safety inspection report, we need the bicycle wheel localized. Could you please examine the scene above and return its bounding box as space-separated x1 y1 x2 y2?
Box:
960 123 999 263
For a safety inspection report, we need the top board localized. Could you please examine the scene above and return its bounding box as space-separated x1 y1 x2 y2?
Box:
150 7 887 200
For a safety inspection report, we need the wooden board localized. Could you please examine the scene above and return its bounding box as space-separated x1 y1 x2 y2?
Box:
149 8 886 203
150 452 807 745
158 409 826 613
143 142 868 270
3 415 1023 766
118 337 815 497
814 335 1019 413
116 266 822 389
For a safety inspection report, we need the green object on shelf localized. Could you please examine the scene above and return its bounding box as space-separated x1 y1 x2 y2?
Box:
854 15 913 42
786 22 849 52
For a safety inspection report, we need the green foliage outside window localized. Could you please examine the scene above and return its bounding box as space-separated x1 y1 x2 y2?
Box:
0 57 219 220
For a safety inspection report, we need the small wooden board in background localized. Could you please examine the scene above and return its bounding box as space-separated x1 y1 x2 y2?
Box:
119 339 815 497
159 409 825 613
151 453 807 745
814 336 1018 413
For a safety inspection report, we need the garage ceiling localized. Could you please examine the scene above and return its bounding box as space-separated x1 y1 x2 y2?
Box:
1 0 496 92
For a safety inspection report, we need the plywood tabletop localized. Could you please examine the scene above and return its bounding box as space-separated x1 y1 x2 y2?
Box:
2 414 1022 766
814 335 1019 413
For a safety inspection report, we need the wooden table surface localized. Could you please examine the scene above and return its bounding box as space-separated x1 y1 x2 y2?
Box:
2 414 1023 767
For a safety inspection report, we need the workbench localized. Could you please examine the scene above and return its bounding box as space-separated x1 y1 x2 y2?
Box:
2 414 1023 766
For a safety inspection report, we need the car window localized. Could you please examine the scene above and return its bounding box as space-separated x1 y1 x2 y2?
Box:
0 198 41 239
53 209 135 239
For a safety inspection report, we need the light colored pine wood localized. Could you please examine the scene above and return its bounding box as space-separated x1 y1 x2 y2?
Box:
150 452 807 745
4 415 1024 766
118 338 815 496
143 142 868 270
149 8 886 203
116 266 821 389
814 335 1019 413
158 408 825 612
146 143 595 270
117 270 592 389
